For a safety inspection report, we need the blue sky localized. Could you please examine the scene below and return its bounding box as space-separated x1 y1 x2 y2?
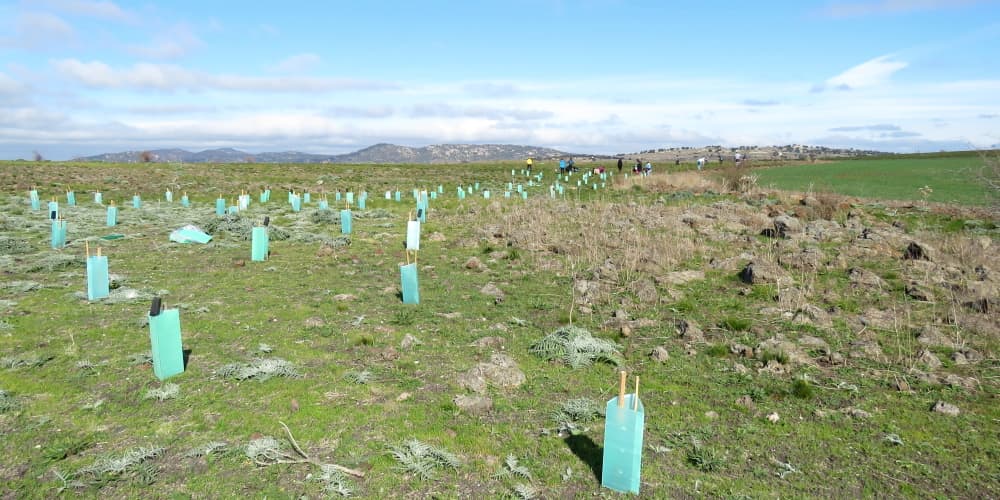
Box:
1 0 998 160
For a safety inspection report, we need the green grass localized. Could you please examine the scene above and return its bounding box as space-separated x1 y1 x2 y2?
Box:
754 154 995 206
0 159 997 498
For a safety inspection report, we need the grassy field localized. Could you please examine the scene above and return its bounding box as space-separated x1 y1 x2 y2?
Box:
752 152 997 207
0 159 997 498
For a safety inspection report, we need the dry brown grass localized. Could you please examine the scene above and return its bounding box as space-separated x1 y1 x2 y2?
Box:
614 171 720 193
475 197 704 285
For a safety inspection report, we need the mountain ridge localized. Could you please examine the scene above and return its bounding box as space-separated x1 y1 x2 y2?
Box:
73 143 573 164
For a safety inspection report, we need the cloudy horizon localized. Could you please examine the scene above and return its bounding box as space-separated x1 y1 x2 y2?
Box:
1 0 998 160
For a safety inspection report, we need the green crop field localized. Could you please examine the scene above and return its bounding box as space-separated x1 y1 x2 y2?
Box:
753 152 997 207
0 160 997 498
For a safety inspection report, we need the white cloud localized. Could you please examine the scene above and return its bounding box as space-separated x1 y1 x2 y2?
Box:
128 24 203 59
0 72 26 95
818 0 985 18
817 55 907 91
271 53 322 74
51 59 399 92
4 11 75 48
34 0 135 22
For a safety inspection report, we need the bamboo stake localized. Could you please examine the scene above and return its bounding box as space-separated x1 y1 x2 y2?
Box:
85 240 90 258
633 376 640 410
96 246 101 257
618 370 627 408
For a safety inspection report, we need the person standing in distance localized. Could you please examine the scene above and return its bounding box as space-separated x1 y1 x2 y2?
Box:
526 157 533 173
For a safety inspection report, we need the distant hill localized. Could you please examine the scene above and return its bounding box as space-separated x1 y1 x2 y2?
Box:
74 143 571 164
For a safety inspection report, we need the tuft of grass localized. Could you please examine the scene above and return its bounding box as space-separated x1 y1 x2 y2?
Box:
493 454 533 481
0 389 20 413
43 436 94 463
343 370 374 384
388 439 461 481
719 317 752 332
351 334 375 346
1 353 53 369
760 349 790 365
216 358 301 381
529 326 622 368
143 383 180 401
184 441 228 458
391 310 415 326
705 344 729 357
686 440 724 472
551 398 604 424
790 378 814 399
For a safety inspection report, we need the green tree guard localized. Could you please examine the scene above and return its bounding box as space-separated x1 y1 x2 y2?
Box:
400 263 419 304
602 373 644 494
251 226 268 262
340 209 352 234
106 205 118 226
86 253 110 301
149 305 185 381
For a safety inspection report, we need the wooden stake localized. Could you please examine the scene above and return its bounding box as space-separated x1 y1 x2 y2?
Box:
633 376 640 410
96 246 101 257
618 370 627 408
85 240 90 258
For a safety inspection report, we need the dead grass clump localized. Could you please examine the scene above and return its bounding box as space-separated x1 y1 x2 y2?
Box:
617 171 720 193
807 190 851 221
0 236 33 254
716 167 759 195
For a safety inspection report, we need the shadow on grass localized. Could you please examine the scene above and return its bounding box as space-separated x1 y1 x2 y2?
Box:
564 434 602 482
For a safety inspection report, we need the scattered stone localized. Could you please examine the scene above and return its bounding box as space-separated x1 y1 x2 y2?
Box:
332 293 356 301
400 334 421 350
620 325 632 337
651 346 670 362
471 336 505 349
428 232 446 242
917 349 942 370
457 354 525 394
303 317 325 328
903 241 936 261
960 349 983 364
771 215 802 238
704 411 719 420
465 256 485 270
905 281 935 302
675 319 705 343
656 270 705 286
931 401 960 416
893 378 911 392
942 374 978 391
779 246 823 271
479 282 505 302
758 359 787 375
573 279 601 306
848 267 885 289
730 343 754 358
380 346 400 361
632 279 658 303
758 338 814 366
735 395 756 411
453 394 493 415
490 323 509 332
915 326 956 348
849 340 884 362
766 412 780 423
396 392 411 402
739 260 793 286
823 352 846 365
439 312 462 319
797 335 830 354
732 362 750 375
843 407 871 419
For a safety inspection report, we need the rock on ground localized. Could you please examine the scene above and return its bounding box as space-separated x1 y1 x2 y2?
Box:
453 394 493 415
457 354 525 394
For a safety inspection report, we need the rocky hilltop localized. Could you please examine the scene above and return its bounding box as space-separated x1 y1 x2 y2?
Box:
74 143 570 164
